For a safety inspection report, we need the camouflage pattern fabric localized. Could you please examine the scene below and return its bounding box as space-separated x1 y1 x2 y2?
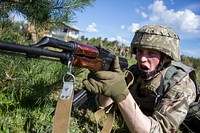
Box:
129 67 196 133
131 24 180 61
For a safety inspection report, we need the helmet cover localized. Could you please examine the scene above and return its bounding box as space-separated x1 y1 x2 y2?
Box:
131 24 180 61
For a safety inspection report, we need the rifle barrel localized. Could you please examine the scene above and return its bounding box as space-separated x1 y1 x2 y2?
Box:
0 41 71 60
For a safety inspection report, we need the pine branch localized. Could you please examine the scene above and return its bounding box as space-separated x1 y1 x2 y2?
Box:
53 2 82 9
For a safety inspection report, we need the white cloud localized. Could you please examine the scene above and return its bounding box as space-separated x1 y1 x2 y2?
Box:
108 36 129 44
128 23 140 33
135 8 140 13
141 12 148 18
148 0 200 33
121 25 125 29
135 8 148 18
86 22 98 32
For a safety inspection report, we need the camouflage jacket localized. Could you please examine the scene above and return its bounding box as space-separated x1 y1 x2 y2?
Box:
129 61 197 133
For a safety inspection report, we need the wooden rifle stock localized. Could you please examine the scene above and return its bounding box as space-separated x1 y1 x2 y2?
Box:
68 41 104 72
71 41 128 72
73 42 99 58
72 56 103 72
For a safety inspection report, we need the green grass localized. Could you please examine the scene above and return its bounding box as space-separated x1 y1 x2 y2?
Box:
127 57 137 67
0 55 135 132
0 56 73 132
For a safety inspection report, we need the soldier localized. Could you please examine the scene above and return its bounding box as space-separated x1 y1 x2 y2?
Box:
124 46 130 57
118 45 123 56
83 24 197 132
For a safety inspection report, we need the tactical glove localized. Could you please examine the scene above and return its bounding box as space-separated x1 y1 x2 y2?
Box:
83 56 134 103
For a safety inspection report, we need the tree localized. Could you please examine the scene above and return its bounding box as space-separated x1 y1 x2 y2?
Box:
95 37 102 46
0 0 95 40
181 55 192 66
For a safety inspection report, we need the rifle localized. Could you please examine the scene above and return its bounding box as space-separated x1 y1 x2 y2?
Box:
0 36 128 110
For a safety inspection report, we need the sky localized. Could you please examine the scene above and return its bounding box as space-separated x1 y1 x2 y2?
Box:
74 0 200 58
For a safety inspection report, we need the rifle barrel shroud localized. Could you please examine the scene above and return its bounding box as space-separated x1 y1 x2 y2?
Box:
0 37 128 110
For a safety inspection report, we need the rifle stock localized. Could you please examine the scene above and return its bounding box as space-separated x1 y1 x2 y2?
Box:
72 55 103 72
0 36 129 109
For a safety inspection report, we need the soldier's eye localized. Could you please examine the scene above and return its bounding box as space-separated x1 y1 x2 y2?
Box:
148 51 160 57
137 49 143 55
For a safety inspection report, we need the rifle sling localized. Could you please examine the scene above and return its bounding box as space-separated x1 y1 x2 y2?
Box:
95 104 116 133
52 91 74 133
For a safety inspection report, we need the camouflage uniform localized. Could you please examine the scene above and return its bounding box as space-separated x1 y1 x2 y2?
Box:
129 64 196 132
130 24 197 132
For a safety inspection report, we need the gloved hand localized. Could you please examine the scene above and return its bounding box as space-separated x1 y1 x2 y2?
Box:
83 56 134 103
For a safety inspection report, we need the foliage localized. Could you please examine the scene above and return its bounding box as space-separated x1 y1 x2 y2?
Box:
0 54 89 132
0 0 95 40
181 55 200 84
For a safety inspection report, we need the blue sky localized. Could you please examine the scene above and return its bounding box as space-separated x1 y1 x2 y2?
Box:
74 0 200 58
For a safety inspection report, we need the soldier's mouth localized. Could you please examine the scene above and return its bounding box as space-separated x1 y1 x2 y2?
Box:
139 65 150 72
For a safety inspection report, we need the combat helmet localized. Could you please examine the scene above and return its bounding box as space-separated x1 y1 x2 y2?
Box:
131 24 180 61
130 24 180 79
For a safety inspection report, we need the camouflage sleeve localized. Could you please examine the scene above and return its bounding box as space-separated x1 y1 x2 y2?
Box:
149 74 197 133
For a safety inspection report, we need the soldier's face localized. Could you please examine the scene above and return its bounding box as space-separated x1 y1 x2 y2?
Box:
136 48 161 73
